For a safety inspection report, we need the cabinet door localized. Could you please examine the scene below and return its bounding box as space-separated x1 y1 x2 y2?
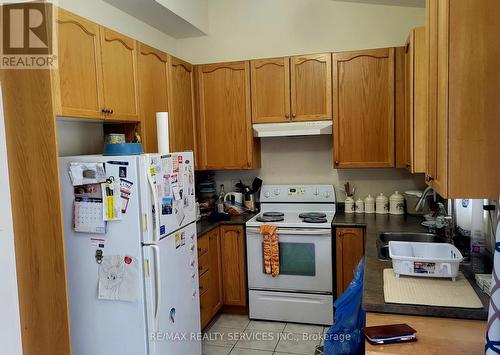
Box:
250 57 290 123
100 28 139 121
336 227 364 296
220 225 247 306
402 28 427 174
168 57 196 153
290 53 332 121
333 48 395 168
56 9 103 118
137 43 169 153
197 61 259 170
426 0 448 194
207 228 223 316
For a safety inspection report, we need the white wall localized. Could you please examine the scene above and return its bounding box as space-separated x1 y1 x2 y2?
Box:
56 119 104 157
58 0 183 59
0 86 23 355
215 136 426 201
176 0 425 63
156 0 209 33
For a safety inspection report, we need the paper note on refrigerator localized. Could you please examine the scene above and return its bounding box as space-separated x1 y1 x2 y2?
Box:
101 178 122 221
69 162 106 186
98 255 139 302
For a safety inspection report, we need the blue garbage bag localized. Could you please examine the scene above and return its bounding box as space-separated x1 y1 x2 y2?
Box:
324 258 366 355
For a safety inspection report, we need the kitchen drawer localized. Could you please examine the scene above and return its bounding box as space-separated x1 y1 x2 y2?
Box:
199 269 210 296
197 234 209 257
198 251 210 276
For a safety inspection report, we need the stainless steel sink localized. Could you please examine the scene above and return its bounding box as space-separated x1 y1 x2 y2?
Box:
376 232 445 261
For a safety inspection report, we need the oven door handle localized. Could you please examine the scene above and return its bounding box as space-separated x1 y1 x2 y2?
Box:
246 227 332 236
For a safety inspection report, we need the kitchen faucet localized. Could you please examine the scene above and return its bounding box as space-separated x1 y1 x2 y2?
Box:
415 185 435 212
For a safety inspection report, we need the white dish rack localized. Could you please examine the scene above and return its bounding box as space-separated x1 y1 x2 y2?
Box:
388 241 463 281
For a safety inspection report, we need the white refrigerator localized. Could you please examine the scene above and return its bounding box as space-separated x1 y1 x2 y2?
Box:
59 152 201 355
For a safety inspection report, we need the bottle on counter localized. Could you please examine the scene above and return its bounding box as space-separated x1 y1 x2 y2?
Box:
216 184 225 213
389 191 405 215
355 198 364 214
376 193 389 214
365 194 375 214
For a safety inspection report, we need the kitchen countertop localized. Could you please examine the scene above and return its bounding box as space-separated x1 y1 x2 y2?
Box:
196 212 258 237
332 213 491 320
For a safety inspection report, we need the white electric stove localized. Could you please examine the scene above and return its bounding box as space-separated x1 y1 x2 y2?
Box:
246 185 336 325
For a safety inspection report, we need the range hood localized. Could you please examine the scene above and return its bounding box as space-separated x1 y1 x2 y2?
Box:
252 120 333 138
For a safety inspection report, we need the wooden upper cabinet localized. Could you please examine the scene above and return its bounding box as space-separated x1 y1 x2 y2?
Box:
197 61 260 170
168 57 196 153
137 43 169 153
250 57 290 123
404 27 427 174
333 48 395 168
100 28 139 121
290 53 332 121
56 9 103 118
425 0 499 198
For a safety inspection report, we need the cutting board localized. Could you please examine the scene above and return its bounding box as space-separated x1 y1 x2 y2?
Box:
383 268 483 309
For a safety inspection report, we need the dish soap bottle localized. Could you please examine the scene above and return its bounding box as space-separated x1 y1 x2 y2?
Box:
217 184 225 213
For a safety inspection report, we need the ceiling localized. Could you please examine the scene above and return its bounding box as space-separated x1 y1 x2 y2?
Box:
333 0 425 8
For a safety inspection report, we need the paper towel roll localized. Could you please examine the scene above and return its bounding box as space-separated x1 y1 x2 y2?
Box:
156 112 169 154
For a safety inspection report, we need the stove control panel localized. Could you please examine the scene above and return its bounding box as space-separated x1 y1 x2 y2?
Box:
260 185 335 203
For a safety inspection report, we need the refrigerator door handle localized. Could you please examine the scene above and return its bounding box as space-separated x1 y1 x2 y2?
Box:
150 244 161 332
147 168 160 243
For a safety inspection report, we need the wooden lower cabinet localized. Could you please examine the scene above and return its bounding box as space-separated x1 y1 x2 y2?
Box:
335 227 365 297
198 224 248 329
220 225 247 307
198 228 223 330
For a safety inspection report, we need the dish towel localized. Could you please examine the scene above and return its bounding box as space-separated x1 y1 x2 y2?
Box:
260 225 280 277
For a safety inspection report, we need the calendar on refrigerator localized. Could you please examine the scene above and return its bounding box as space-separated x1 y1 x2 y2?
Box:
74 197 106 233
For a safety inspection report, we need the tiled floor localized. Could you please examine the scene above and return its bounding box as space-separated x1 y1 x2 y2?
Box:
202 314 329 355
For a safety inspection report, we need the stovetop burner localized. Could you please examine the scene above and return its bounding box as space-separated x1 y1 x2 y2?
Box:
299 212 327 219
256 215 285 222
263 212 285 217
302 217 328 223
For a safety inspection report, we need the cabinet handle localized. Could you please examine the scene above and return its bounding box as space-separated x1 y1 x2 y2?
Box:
406 163 411 168
426 175 434 182
337 231 343 237
292 113 296 119
285 113 290 119
334 160 339 165
109 109 114 114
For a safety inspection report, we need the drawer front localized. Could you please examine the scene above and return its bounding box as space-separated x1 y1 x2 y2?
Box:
198 234 209 257
198 251 210 276
199 269 210 296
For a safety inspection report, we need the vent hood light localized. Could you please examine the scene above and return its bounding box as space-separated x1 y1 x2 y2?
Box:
252 121 333 138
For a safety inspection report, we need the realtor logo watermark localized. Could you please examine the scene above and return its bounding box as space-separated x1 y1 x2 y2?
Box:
1 1 58 69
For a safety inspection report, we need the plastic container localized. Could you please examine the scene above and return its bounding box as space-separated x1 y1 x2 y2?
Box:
388 241 463 281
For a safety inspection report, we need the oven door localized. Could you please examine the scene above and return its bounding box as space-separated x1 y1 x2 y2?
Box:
246 227 332 293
